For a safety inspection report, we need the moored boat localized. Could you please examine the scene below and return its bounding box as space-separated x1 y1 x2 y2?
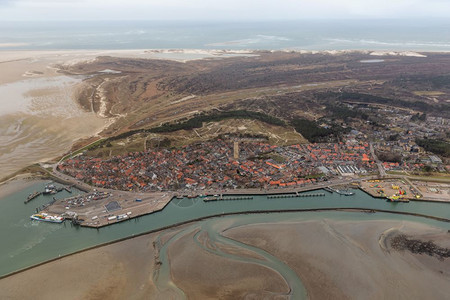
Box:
30 213 64 223
387 195 410 203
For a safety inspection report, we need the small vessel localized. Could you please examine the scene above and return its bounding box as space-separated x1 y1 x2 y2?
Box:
338 190 355 196
30 213 64 223
325 187 354 196
43 184 57 195
387 195 409 203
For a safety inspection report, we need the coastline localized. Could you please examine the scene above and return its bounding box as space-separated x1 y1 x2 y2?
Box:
0 41 449 298
1 48 448 182
1 214 448 299
0 177 44 200
1 207 448 280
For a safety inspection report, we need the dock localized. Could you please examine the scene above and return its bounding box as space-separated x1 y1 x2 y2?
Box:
267 193 325 199
204 196 253 202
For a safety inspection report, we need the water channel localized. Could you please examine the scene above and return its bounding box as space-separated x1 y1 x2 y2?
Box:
0 180 449 278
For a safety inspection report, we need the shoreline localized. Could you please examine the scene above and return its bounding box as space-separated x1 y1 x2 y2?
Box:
1 207 449 280
0 177 44 200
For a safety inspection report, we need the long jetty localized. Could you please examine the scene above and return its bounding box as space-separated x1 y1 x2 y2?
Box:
24 191 42 204
204 195 253 202
267 193 325 199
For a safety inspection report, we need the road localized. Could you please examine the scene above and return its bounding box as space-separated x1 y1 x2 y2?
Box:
370 142 386 177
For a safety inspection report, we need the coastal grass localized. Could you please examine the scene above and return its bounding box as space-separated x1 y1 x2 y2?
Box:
60 138 107 161
0 164 51 184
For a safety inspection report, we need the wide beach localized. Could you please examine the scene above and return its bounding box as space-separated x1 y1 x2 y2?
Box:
0 49 258 180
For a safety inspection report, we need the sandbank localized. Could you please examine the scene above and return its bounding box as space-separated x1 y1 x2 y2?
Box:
1 215 448 299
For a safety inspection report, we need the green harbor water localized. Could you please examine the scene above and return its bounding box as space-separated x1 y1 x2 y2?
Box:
0 180 449 277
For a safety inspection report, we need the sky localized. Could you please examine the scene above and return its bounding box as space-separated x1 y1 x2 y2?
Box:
0 0 449 21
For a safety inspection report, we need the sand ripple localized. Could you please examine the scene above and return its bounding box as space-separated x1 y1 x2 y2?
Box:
0 76 107 178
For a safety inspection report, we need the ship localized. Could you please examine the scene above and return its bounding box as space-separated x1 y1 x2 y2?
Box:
30 213 64 223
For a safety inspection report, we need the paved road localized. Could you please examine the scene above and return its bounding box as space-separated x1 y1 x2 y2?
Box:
370 142 386 177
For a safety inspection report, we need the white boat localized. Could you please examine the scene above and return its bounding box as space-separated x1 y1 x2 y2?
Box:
30 213 64 223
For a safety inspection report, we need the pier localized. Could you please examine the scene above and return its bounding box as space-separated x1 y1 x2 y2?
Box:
204 196 253 202
267 193 325 199
24 191 42 204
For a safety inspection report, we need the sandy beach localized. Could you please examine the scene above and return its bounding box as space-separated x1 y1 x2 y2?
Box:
0 50 114 179
0 49 260 180
1 215 448 299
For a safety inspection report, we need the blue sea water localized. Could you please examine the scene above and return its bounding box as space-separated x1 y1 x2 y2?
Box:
1 20 450 51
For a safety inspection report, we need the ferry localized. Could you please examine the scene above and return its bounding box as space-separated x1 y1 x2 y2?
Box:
30 213 64 223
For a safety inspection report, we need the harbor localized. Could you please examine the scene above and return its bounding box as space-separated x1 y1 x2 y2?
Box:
0 178 450 277
23 179 442 230
20 175 450 229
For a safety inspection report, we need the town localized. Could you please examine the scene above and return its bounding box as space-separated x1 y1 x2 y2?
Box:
58 139 377 192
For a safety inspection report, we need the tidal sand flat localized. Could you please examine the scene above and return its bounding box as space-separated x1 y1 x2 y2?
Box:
1 215 448 299
0 76 107 178
0 52 109 179
0 49 256 179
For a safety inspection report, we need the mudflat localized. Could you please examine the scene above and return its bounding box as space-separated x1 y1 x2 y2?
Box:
1 217 448 299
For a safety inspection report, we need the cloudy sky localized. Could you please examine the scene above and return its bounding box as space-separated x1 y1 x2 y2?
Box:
0 0 449 21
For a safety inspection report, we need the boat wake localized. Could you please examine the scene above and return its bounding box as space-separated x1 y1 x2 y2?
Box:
8 223 62 259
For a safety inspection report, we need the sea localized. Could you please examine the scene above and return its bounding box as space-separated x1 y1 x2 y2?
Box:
1 19 450 51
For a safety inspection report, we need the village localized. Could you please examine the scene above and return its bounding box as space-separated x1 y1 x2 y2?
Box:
58 139 377 193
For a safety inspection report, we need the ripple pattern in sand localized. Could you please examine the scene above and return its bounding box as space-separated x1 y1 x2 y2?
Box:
0 76 107 178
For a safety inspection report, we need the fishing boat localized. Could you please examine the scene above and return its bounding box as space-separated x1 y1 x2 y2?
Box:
30 213 64 223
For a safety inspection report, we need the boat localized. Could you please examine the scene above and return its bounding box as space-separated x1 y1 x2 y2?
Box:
43 184 57 195
387 195 409 203
30 213 64 223
338 190 355 196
